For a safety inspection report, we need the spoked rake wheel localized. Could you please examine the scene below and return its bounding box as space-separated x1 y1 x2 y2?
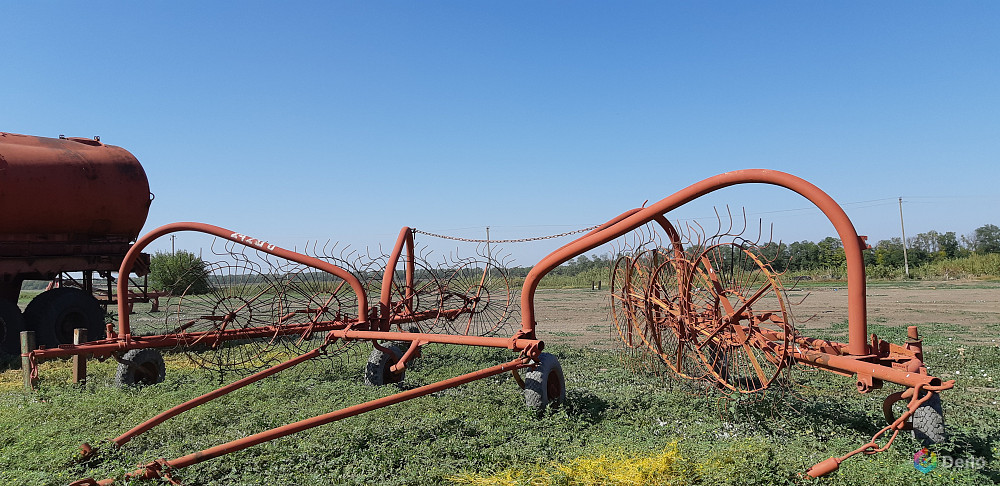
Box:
277 260 361 356
435 256 515 337
378 255 444 333
687 242 794 393
645 256 708 380
611 249 705 377
164 260 286 374
609 251 654 352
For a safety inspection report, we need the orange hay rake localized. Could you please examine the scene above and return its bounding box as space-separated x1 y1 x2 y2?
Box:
17 169 951 484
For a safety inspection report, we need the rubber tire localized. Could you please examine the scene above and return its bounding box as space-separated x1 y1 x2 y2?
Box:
524 353 566 411
114 349 166 387
912 391 946 445
0 300 26 356
24 288 106 347
364 345 405 386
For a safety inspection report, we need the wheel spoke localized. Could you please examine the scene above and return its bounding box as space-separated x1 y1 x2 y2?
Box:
687 242 794 393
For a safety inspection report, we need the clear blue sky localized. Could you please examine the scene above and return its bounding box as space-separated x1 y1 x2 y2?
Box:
4 2 998 266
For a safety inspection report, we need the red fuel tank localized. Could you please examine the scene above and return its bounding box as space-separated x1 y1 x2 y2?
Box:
0 132 152 243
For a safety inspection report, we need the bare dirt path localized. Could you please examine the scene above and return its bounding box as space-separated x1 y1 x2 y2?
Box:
529 280 1000 349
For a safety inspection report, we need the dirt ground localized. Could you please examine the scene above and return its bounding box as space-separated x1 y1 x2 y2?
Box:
530 280 1000 349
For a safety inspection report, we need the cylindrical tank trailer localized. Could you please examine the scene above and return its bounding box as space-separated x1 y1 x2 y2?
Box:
0 132 153 354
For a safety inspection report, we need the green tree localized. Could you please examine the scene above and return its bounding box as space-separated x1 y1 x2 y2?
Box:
816 237 846 267
873 238 905 267
787 240 820 270
910 231 940 254
973 224 1000 254
937 231 962 259
149 250 211 295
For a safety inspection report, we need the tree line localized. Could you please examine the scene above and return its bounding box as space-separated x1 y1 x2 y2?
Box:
145 223 1000 294
519 223 1000 277
773 223 1000 272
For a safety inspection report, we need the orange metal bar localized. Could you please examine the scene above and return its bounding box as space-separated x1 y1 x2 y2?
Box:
115 222 369 337
109 347 326 448
31 325 540 362
793 349 942 389
379 227 416 332
520 169 869 355
95 358 530 484
333 330 543 355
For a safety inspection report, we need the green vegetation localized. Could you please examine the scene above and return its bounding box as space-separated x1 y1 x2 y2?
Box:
149 250 211 295
1 327 997 485
518 223 1000 289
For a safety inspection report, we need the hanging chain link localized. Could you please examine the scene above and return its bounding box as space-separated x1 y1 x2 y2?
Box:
412 225 600 244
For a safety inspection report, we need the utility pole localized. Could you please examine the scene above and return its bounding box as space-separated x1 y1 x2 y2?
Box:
171 235 176 255
899 197 909 277
485 226 492 282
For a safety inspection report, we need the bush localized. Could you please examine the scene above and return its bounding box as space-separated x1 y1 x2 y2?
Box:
149 250 211 295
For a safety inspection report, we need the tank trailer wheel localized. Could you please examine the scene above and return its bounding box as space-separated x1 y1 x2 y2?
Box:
0 300 27 356
524 353 565 412
115 349 167 387
364 344 406 386
24 288 106 347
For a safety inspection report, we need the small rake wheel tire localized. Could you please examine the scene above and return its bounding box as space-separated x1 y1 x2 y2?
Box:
115 349 166 387
524 353 565 412
912 391 946 445
364 344 406 386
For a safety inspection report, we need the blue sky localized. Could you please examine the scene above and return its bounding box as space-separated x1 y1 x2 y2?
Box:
3 2 998 266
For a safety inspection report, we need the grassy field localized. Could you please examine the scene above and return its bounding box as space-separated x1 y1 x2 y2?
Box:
1 307 998 486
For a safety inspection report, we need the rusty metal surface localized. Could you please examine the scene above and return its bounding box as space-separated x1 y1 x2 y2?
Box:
0 132 151 243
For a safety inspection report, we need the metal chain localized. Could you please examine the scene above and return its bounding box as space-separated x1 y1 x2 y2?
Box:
412 225 600 244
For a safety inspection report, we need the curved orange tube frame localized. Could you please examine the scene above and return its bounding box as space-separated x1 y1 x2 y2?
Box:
379 226 416 332
114 222 370 338
520 169 870 356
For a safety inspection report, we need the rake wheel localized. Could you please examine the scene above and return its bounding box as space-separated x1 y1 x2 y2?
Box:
611 249 705 377
379 256 444 333
435 257 515 337
164 260 286 374
645 256 708 380
609 251 655 351
277 260 360 356
687 242 793 393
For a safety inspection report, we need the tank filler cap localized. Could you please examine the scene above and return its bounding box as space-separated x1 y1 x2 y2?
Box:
65 136 103 147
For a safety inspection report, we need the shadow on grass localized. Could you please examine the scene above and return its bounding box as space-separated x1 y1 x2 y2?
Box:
935 429 1000 483
564 389 608 425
